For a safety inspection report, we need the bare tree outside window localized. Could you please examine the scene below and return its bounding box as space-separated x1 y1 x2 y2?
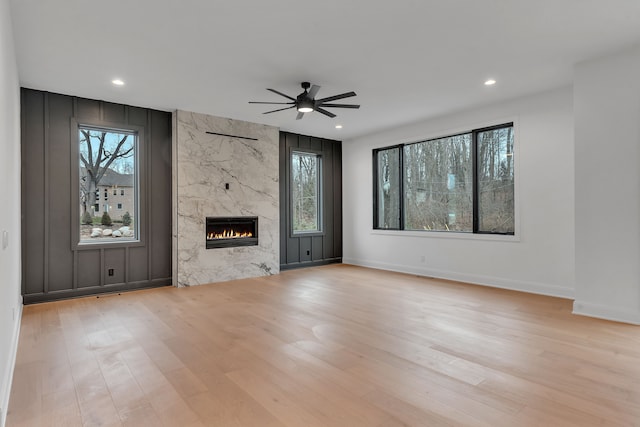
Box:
375 147 400 229
292 152 321 233
404 134 472 232
79 127 138 242
477 127 514 233
373 123 514 235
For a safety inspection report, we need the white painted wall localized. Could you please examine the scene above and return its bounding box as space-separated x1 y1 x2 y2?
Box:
0 0 22 424
574 44 640 324
343 87 575 298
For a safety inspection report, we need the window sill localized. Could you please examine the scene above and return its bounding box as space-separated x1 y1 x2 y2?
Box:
292 231 325 238
74 239 144 251
371 229 520 243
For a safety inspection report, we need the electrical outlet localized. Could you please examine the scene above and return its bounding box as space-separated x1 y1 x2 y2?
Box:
2 230 8 249
108 268 114 276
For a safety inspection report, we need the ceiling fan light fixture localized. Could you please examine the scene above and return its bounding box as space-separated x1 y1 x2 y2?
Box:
297 99 314 113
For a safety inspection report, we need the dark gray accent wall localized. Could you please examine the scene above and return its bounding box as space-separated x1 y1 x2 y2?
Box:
279 131 342 270
21 88 172 303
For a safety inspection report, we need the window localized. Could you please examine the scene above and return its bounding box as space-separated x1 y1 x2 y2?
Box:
79 126 138 242
404 133 472 232
113 189 117 196
291 151 322 233
121 189 125 196
373 123 514 235
374 146 401 229
476 126 514 233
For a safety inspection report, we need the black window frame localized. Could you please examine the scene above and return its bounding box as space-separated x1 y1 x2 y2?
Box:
373 122 514 236
290 148 324 236
372 144 403 230
72 120 146 250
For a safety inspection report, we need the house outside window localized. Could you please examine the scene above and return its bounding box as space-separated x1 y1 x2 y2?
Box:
79 126 138 242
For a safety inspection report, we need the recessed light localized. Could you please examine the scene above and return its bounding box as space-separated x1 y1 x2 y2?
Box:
335 125 343 129
111 79 125 86
484 79 496 86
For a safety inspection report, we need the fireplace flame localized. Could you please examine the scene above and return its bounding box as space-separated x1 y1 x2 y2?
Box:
207 229 254 240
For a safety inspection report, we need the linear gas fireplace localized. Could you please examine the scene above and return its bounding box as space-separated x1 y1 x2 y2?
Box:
206 216 258 249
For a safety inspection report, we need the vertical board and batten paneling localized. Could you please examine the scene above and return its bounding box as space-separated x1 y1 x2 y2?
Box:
20 88 172 303
21 90 45 296
333 142 343 257
47 94 74 292
279 131 342 270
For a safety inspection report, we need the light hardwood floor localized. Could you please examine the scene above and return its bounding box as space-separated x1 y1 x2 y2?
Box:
7 264 640 426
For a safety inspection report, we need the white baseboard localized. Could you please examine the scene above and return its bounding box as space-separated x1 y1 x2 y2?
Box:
573 300 640 325
342 257 575 299
1 301 22 427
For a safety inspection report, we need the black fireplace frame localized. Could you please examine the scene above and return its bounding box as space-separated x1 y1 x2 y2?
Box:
206 216 258 249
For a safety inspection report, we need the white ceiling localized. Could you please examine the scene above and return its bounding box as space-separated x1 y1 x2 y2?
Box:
9 0 640 140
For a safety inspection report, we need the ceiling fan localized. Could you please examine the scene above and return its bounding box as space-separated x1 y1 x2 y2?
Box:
249 82 360 120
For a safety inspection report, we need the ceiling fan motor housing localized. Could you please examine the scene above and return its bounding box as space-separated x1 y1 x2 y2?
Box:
296 96 314 112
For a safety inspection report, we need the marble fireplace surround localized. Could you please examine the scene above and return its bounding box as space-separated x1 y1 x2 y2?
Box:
172 110 280 286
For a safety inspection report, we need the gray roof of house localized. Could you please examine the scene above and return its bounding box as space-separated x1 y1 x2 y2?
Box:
81 168 133 187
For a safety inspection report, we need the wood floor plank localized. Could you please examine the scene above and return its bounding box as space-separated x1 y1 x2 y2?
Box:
7 264 640 426
226 367 328 427
191 371 286 427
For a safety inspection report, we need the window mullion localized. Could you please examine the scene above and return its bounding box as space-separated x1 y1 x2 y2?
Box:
399 146 405 230
472 130 479 233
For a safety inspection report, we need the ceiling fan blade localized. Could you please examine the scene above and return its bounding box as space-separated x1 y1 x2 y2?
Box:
307 84 321 99
315 107 336 118
249 101 294 105
267 88 296 101
263 106 296 114
316 91 356 103
317 103 360 109
296 111 305 120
